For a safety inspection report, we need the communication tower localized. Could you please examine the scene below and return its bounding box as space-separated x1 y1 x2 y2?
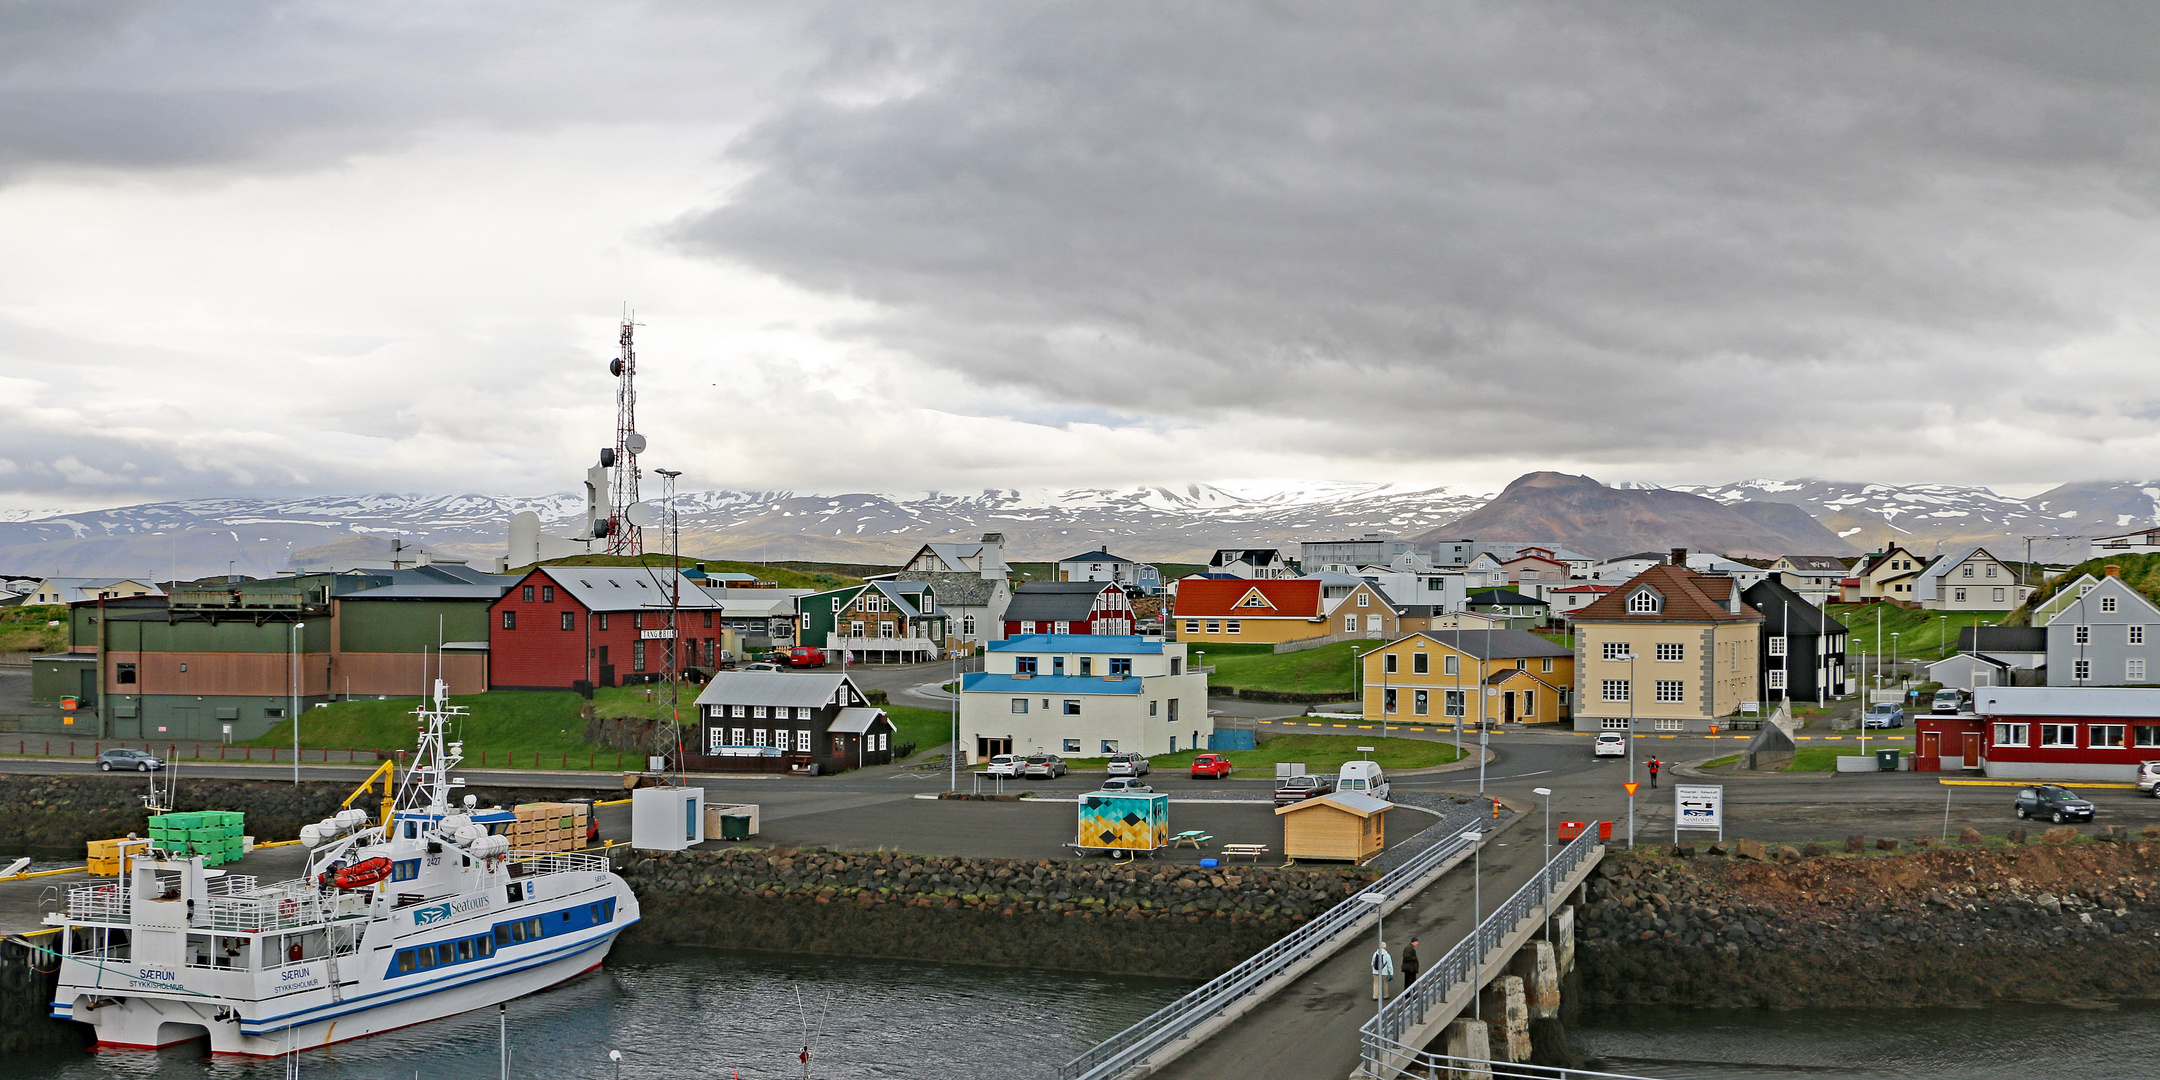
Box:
606 314 646 555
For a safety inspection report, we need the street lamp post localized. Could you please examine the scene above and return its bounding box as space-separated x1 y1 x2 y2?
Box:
1623 652 1638 849
1466 830 1484 1018
290 621 306 785
1533 789 1553 941
1359 890 1388 1016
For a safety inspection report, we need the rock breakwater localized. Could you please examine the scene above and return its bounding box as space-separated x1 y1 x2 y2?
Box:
622 847 1374 977
1577 838 2160 1008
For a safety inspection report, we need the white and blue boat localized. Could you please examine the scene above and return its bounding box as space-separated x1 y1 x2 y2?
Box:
44 681 640 1054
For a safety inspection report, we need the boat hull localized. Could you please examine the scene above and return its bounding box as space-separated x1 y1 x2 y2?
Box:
67 927 624 1056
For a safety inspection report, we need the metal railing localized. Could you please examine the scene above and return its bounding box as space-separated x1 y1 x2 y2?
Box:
508 851 612 877
1058 819 1481 1080
1358 1048 1672 1080
1359 824 1604 1074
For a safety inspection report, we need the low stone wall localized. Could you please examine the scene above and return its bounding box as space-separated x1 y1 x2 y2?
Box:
0 775 600 855
621 847 1374 978
1575 837 2160 1009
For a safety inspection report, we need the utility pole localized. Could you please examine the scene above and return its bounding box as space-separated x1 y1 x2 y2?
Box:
607 312 646 555
656 469 684 785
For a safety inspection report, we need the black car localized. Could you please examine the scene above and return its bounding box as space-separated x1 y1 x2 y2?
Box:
2014 784 2095 824
96 748 165 772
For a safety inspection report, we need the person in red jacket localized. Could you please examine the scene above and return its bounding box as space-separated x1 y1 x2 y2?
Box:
1647 756 1662 789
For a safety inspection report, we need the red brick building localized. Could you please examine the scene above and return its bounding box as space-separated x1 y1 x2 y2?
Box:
488 566 721 690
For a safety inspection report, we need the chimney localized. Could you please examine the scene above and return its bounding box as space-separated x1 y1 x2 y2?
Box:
2106 564 2122 578
1669 548 1687 568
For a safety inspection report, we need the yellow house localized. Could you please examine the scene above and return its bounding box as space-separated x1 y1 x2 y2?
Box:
1358 629 1575 726
1170 578 1328 645
1569 563 1762 733
1322 580 1400 638
1853 545 1925 603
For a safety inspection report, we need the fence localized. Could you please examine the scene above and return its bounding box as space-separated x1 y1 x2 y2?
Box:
1358 824 1605 1077
1057 819 1479 1080
0 740 650 770
1272 629 1389 655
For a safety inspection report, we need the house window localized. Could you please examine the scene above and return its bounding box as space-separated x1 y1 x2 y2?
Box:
1412 653 1428 674
634 612 644 630
962 614 976 635
2102 596 2118 613
1016 657 1038 675
1064 700 1081 715
1110 658 1132 676
1654 718 1684 732
1079 657 1093 676
1767 670 1786 689
632 641 646 671
1064 739 1081 753
1953 589 1966 604
1961 565 1974 578
2130 658 2148 682
1445 689 1465 717
1603 642 1631 661
1767 637 1786 657
1655 680 1684 703
1357 593 1370 607
1052 657 1065 676
1986 565 1997 578
1384 653 1399 674
1600 717 1631 730
561 612 576 631
1051 621 1069 635
849 621 864 636
1413 689 1429 715
1992 588 2005 604
2075 625 2090 645
1149 700 1158 716
522 585 535 602
2040 724 2078 748
116 663 136 685
2074 658 2091 681
1602 679 1630 702
730 705 746 717
1541 657 1554 673
1206 621 1221 634
2130 625 2145 645
1627 591 1659 613
1344 615 1357 633
1019 621 1036 635
1226 620 1241 635
753 729 767 748
731 727 746 746
1101 740 1118 754
797 730 812 752
1383 688 1398 714
1654 643 1682 662
542 586 555 603
596 613 608 631
2135 725 2160 748
502 611 516 630
2091 724 2127 749
752 706 768 719
1522 690 1535 716
1184 620 1200 634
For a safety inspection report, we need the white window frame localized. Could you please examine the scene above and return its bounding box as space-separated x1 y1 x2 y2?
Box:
2101 596 2118 613
2074 658 2092 681
1011 699 1028 714
2130 625 2146 645
2039 723 2078 748
1226 619 1241 635
1444 689 1466 717
1767 670 1786 690
2091 724 2126 749
1654 642 1682 662
797 730 812 752
1541 657 1554 673
1653 718 1683 732
1993 722 2027 747
1654 680 1685 703
1413 689 1429 715
1627 591 1659 613
2075 625 2091 645
1603 642 1631 661
1599 717 1630 730
1357 593 1370 607
2129 658 2147 682
2134 725 2160 748
1444 655 1459 676
1601 679 1630 702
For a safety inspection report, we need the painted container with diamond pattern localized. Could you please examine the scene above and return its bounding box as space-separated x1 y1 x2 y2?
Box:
1076 791 1169 853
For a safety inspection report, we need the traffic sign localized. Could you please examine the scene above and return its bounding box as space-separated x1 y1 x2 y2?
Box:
1623 782 1639 797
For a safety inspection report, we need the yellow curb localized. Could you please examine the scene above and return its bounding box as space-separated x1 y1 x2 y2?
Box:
1937 779 2138 789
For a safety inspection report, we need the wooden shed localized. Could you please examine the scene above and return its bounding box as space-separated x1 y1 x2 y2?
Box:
1275 791 1391 863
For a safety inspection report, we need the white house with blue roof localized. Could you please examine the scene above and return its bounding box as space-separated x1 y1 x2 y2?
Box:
958 635 1210 762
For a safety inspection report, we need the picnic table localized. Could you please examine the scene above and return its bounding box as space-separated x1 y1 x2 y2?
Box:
1219 843 1270 862
1169 830 1214 849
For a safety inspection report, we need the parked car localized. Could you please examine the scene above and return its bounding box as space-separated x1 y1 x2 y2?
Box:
742 661 786 672
1189 753 1234 779
2139 760 2160 795
2014 784 2096 824
96 747 164 772
1338 760 1390 800
765 646 828 668
1023 754 1067 779
1106 753 1151 777
1863 703 1907 729
1273 773 1336 806
1099 778 1153 793
984 754 1027 778
1931 688 1970 714
1593 732 1627 757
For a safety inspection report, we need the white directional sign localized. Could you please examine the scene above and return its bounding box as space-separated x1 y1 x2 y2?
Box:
1674 784 1724 840
638 629 675 640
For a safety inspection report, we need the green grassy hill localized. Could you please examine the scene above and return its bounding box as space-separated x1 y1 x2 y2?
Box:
0 604 68 653
2008 551 2160 625
1204 640 1362 696
1827 603 2006 661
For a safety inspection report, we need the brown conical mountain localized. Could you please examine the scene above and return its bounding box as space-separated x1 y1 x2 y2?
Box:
1418 472 1855 560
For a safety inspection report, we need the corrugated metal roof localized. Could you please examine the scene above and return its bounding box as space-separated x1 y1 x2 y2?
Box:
1276 790 1392 817
693 671 861 708
988 634 1165 654
960 672 1145 696
534 566 720 613
828 707 890 734
1974 686 2160 718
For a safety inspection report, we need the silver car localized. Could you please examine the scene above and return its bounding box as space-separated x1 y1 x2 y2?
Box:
1023 754 1067 779
1099 777 1153 793
1106 753 1151 777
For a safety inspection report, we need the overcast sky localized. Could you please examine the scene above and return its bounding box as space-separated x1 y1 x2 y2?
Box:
4 1 2159 511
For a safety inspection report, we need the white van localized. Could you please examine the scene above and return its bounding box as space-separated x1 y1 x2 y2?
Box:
1337 760 1389 800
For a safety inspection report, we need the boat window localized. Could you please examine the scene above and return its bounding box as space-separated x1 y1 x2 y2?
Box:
392 859 420 882
510 921 526 943
416 948 436 969
526 917 544 940
476 935 494 958
458 939 473 961
404 821 418 839
496 924 514 948
398 950 416 973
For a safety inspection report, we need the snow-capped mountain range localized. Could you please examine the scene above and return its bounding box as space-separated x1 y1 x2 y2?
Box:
0 478 2153 580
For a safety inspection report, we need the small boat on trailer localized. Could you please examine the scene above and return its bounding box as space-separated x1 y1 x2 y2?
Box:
44 681 641 1055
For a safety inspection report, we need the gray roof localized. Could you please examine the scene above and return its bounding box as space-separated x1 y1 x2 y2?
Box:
341 581 507 600
1467 588 1545 607
827 707 892 734
894 570 999 607
694 671 864 709
1399 628 1572 660
533 566 720 612
1956 626 2047 654
1058 549 1135 564
1005 582 1118 623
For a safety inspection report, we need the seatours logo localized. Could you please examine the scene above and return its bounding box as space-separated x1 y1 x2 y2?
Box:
412 895 490 925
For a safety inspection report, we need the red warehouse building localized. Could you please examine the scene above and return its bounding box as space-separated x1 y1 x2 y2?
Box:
1915 686 2160 782
488 566 721 691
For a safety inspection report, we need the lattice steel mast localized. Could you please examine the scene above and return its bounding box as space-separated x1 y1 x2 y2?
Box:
607 313 644 555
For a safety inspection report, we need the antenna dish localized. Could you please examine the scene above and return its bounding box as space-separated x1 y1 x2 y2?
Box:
625 502 659 528
599 447 615 468
609 358 624 376
625 433 648 454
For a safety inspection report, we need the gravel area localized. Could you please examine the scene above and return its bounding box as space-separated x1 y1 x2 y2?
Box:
1370 791 1517 872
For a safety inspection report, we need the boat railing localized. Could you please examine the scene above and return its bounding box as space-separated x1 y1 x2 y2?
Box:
64 882 130 924
506 851 611 878
202 879 340 933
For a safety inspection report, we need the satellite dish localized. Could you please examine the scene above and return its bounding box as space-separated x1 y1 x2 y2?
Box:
609 358 624 377
598 447 615 468
625 502 659 528
625 433 648 454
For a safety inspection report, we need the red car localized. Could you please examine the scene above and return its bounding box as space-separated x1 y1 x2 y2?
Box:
1190 753 1234 779
765 646 828 668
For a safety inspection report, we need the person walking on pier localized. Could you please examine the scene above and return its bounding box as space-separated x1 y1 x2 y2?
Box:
1402 937 1421 986
1647 756 1661 789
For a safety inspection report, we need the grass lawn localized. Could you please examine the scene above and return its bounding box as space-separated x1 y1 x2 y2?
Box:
1783 745 1870 771
885 706 956 756
1010 734 1462 774
1701 753 1743 769
1828 604 2010 662
247 689 612 768
1204 641 1362 696
0 604 68 653
1534 632 1574 650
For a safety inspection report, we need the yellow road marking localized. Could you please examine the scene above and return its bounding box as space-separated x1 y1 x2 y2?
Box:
1331 724 1347 728
1937 778 2138 789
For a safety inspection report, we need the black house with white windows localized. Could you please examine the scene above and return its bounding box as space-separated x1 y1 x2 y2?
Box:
689 671 896 773
1740 573 1848 704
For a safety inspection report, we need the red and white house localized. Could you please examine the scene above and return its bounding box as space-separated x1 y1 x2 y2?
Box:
1000 581 1135 638
1914 686 2160 780
488 565 722 690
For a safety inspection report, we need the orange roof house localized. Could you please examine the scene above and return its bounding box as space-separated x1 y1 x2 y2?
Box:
1171 578 1328 644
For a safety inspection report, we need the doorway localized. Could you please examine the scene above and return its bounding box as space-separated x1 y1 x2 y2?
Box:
976 736 1011 759
1961 731 1982 769
1919 731 1940 758
1502 692 1516 724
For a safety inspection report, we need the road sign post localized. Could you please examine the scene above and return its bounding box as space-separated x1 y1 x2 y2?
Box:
1623 781 1638 848
1674 784 1724 843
